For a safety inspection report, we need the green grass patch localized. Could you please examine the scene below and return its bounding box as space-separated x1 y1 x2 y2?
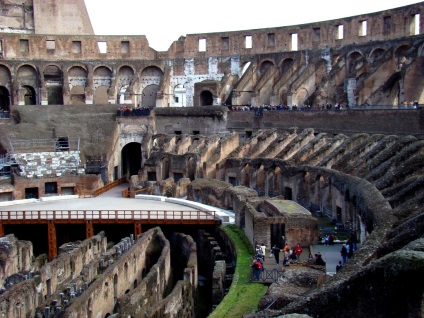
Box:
208 224 268 318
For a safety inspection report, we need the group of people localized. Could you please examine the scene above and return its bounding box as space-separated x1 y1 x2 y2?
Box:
228 103 349 113
116 106 151 116
251 243 304 280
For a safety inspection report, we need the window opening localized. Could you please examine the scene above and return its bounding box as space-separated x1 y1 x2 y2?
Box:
97 41 107 54
198 38 206 52
245 35 252 49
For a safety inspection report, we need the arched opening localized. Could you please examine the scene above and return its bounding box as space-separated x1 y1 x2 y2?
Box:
259 60 274 76
256 165 265 196
44 65 63 105
187 157 196 181
161 157 170 180
94 86 109 104
281 58 294 73
0 86 10 112
141 84 159 108
117 66 134 104
200 90 213 106
22 85 36 105
113 274 118 302
347 51 363 77
93 66 112 104
140 66 164 107
68 66 87 104
121 142 141 178
17 65 38 105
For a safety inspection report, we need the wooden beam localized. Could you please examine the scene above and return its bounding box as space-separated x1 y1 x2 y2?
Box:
47 221 57 261
134 223 142 238
86 221 94 238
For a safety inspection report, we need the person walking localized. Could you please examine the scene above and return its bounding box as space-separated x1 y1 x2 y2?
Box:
294 244 302 260
272 245 281 264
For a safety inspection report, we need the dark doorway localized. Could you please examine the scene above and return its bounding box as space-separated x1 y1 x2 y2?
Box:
0 86 10 112
121 142 141 178
270 223 285 247
284 187 292 200
200 90 213 106
25 187 39 199
22 85 36 105
45 182 57 195
229 176 237 186
173 172 183 183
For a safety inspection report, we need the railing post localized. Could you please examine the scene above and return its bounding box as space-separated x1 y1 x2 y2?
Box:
48 221 57 261
86 221 94 238
134 223 142 237
0 222 4 237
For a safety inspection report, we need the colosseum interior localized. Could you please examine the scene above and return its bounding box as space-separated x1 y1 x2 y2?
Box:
0 0 423 317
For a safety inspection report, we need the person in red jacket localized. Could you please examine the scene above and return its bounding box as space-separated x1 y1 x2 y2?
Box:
294 244 303 260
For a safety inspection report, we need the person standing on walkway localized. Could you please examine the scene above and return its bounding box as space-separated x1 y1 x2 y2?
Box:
294 244 302 260
272 245 281 264
260 243 266 257
336 261 342 273
340 244 348 264
251 258 262 280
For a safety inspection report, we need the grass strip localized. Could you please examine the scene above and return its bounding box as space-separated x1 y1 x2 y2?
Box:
208 224 268 318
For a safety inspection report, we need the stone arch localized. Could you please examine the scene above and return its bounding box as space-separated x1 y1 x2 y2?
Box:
44 64 63 105
274 166 282 195
141 84 159 108
369 47 386 61
121 142 142 178
68 66 88 104
346 51 364 76
0 64 12 92
117 66 135 104
259 60 274 76
139 66 163 108
187 157 196 181
113 274 118 302
161 157 170 180
394 44 412 69
280 58 294 74
200 90 213 106
295 87 309 106
17 65 38 105
0 86 10 111
256 165 266 196
93 66 112 104
22 85 36 105
241 164 250 187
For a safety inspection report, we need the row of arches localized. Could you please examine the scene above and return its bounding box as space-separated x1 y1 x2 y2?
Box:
0 63 165 108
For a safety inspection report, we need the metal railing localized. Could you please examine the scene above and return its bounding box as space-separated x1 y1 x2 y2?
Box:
250 268 285 283
0 209 219 223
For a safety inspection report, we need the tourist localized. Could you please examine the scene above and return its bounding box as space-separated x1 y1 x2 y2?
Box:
260 243 266 257
350 231 358 252
294 244 302 260
315 252 326 266
336 261 342 273
272 245 281 264
324 234 329 246
251 258 263 280
340 244 347 264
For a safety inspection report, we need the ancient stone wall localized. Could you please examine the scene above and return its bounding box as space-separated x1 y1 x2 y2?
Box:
11 174 102 200
61 227 170 318
226 108 424 138
0 232 107 317
124 232 198 318
0 234 33 289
